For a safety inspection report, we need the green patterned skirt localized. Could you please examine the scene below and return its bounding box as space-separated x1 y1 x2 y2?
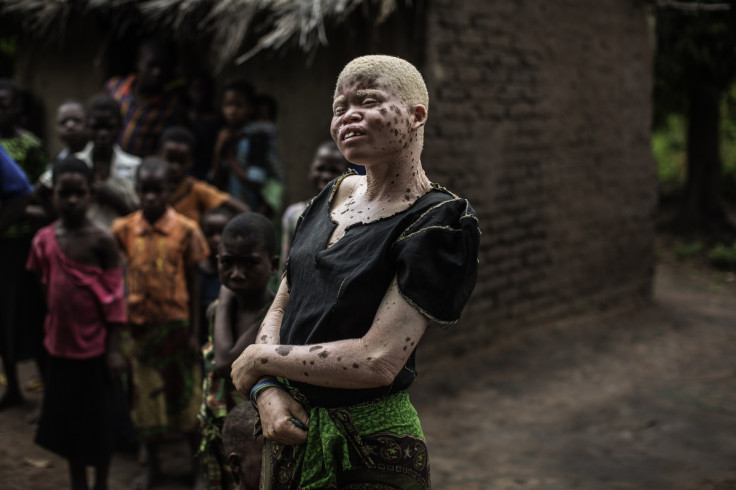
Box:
261 387 430 490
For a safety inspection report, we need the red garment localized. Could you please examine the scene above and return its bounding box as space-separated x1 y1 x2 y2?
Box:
26 225 126 359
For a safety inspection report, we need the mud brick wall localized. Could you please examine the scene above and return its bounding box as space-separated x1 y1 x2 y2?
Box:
421 0 657 331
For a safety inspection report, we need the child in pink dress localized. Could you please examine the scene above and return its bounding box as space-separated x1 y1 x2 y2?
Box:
27 156 126 490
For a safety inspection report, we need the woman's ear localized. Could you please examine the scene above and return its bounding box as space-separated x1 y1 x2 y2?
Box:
411 104 427 130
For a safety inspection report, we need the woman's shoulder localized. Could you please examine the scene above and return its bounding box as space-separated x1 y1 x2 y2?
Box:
400 185 479 235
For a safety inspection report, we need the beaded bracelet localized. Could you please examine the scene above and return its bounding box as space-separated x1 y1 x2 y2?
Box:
249 378 284 410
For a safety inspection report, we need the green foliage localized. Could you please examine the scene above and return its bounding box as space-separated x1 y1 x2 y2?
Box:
651 85 736 199
707 242 736 269
675 241 704 260
652 115 686 189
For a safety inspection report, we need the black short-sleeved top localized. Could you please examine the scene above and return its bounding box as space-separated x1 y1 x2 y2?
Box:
282 173 480 407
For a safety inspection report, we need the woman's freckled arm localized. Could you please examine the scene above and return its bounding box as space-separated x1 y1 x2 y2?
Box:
240 277 428 389
257 277 289 345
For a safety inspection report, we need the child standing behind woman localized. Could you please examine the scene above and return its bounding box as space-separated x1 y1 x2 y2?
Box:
111 157 209 489
198 213 278 489
26 157 126 490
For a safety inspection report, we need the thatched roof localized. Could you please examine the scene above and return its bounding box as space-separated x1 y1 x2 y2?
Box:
0 0 403 70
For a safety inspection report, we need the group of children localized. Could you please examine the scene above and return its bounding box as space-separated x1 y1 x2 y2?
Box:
0 70 350 490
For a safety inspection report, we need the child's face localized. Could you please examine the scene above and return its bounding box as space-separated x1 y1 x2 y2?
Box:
56 103 87 149
161 140 194 185
136 167 170 223
201 213 230 256
309 146 348 192
87 110 121 151
0 89 18 129
221 90 253 128
217 236 276 297
54 172 91 224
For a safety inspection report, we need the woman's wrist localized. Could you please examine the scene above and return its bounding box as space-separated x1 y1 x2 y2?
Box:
250 378 284 410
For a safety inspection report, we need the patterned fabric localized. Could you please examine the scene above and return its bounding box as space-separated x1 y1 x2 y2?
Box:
1 131 48 237
111 208 209 325
0 144 32 199
198 299 270 489
261 388 430 490
171 177 231 224
105 74 187 157
129 320 202 441
26 224 126 359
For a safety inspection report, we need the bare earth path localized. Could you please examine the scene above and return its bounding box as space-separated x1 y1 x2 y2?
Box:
1 262 735 489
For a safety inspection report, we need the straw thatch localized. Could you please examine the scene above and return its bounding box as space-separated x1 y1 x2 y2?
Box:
0 0 404 70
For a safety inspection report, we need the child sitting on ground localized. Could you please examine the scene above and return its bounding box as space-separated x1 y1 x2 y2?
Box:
160 126 248 224
27 156 126 490
221 403 264 490
198 213 278 490
111 157 210 490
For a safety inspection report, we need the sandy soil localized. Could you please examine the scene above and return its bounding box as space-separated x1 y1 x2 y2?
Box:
1 260 735 490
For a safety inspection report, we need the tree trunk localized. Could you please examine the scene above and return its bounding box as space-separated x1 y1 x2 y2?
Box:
675 85 734 238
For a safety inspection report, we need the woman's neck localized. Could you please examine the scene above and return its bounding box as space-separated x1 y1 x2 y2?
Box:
362 157 431 203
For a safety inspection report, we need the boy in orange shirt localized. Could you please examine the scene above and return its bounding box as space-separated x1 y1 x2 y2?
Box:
161 126 248 224
111 157 209 489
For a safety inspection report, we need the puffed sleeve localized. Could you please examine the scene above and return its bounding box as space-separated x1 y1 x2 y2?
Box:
391 197 480 324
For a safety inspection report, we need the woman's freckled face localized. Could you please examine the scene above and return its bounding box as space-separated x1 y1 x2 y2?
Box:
330 80 412 166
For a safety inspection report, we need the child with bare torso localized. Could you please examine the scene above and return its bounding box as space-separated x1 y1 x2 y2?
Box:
197 213 278 490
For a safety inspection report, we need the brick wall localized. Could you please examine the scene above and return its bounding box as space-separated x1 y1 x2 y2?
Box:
422 0 657 333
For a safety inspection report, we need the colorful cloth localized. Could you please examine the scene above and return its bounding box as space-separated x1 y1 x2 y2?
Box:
105 74 187 157
128 320 202 441
261 388 429 490
171 176 231 224
1 131 48 238
197 299 270 489
111 207 209 325
26 224 126 359
0 144 32 199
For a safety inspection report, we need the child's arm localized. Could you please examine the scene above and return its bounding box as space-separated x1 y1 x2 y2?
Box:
213 287 260 378
93 182 136 216
105 321 127 377
97 231 127 376
213 128 237 188
186 264 202 360
222 197 250 214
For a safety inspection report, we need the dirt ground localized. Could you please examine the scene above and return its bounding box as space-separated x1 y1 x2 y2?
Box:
1 258 736 490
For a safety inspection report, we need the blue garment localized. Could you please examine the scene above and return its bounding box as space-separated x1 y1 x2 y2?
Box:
0 144 32 200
